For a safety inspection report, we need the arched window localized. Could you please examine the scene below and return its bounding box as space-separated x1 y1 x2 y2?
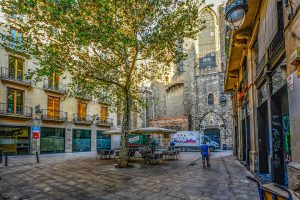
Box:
199 10 216 68
208 94 214 106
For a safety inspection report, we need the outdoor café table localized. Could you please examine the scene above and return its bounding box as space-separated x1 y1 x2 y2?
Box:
164 150 179 160
97 150 114 159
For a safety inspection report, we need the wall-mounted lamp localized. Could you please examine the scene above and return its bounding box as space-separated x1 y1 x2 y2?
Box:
225 0 248 30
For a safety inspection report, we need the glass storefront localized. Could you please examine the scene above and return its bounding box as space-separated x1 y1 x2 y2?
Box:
97 130 111 150
40 127 65 153
73 129 91 152
0 126 30 155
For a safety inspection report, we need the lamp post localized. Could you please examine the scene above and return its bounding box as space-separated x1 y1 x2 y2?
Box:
225 0 248 30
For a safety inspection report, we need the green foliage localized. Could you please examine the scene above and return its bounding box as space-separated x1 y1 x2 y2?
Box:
0 0 205 166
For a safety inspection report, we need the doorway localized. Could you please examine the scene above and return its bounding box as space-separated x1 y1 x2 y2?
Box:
271 86 288 185
257 101 269 174
204 128 220 145
241 116 251 165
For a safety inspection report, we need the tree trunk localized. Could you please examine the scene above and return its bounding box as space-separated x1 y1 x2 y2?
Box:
118 90 131 168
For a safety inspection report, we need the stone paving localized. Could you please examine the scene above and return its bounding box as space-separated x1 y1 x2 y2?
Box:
0 151 259 200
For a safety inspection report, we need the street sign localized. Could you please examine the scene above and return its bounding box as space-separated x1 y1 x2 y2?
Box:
33 132 40 139
32 126 40 139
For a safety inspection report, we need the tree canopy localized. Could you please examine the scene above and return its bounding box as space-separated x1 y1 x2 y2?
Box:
0 0 205 167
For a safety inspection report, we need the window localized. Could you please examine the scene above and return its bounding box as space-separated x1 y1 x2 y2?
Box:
78 101 87 119
47 96 60 118
100 105 108 122
200 52 216 68
49 72 60 89
7 87 24 114
199 10 216 68
10 28 23 49
9 56 24 81
208 94 214 106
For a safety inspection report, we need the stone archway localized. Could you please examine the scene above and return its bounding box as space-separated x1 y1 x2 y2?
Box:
199 111 226 145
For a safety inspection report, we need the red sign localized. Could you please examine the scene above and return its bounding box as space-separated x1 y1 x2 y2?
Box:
33 132 40 139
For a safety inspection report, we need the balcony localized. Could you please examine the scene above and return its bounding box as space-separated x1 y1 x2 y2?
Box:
0 103 32 119
73 114 93 125
43 80 66 94
41 109 67 122
95 118 113 127
0 67 32 87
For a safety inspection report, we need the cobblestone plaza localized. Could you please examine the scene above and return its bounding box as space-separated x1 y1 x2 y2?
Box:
0 152 258 200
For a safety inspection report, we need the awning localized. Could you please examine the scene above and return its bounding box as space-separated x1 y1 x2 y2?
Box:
103 129 121 135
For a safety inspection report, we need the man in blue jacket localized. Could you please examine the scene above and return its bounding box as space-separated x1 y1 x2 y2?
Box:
201 141 210 168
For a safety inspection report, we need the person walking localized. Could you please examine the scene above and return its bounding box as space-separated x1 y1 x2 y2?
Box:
200 141 210 168
170 140 175 150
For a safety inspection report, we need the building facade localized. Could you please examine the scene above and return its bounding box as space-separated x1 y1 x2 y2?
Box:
148 2 233 148
0 10 118 155
283 0 300 193
224 0 300 188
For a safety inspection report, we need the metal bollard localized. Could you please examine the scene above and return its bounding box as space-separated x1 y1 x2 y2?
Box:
5 153 8 167
36 151 39 163
0 150 2 164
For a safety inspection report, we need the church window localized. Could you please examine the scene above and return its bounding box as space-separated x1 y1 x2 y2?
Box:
199 9 216 68
208 94 214 106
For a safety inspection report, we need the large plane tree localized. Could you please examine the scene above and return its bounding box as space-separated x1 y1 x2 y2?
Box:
0 0 204 167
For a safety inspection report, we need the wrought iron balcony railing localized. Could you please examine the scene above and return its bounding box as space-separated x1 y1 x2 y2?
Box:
43 79 66 94
0 67 32 86
95 118 113 127
268 30 285 66
41 109 67 121
73 114 93 124
0 102 33 118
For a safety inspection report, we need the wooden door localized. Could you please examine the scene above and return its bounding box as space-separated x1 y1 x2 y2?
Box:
48 96 60 118
78 102 87 120
100 106 108 122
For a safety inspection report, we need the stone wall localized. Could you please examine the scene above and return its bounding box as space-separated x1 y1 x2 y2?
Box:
148 116 189 131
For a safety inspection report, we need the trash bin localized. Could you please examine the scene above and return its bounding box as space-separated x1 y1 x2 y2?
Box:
223 144 227 150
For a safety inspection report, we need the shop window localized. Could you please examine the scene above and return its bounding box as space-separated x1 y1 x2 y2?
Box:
9 56 24 81
208 94 214 106
40 127 65 153
73 129 91 152
47 96 60 118
7 87 24 114
0 126 29 155
10 28 23 49
78 101 87 119
100 105 108 122
97 130 111 150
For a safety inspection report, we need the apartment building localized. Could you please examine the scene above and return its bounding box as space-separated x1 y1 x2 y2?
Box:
0 10 118 155
224 0 297 187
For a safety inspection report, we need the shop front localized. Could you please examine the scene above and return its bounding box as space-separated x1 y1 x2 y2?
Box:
40 127 65 153
257 82 270 176
270 65 290 186
72 129 91 152
97 130 111 150
0 126 30 155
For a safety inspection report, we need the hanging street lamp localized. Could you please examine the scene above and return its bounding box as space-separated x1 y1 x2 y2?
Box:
225 0 248 30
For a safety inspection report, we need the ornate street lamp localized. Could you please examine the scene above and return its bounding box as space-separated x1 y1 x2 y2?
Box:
225 0 248 30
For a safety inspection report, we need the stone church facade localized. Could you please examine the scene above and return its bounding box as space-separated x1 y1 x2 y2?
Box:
147 3 233 148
